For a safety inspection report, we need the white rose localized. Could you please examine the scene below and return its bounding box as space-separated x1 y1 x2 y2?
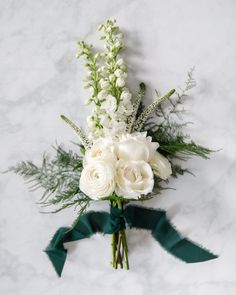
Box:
149 152 172 180
115 160 154 199
85 136 117 164
79 160 116 200
116 132 159 162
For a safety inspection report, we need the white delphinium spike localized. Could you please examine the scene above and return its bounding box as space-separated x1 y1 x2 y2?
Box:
60 115 91 150
77 19 134 140
132 89 175 132
126 83 146 133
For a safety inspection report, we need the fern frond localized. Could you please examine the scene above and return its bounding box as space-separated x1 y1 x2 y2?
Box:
155 67 196 127
8 145 91 214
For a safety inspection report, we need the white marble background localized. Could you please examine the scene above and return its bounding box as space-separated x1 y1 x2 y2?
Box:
1 0 236 294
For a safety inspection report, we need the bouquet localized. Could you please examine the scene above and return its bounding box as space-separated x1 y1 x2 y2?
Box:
9 19 217 276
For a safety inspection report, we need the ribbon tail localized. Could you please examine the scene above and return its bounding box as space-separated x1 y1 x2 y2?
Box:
152 215 218 263
44 211 114 276
125 205 218 263
44 227 69 277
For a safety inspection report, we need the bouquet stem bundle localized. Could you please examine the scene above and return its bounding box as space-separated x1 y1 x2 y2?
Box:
111 199 129 269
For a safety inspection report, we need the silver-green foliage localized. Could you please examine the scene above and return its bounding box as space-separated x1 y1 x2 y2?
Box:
8 146 91 214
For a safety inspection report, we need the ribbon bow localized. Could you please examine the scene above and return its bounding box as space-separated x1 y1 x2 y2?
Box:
45 205 217 276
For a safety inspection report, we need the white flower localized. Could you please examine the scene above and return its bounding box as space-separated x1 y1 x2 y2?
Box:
116 105 126 119
79 160 116 200
98 90 109 100
100 79 110 90
107 52 114 59
87 115 96 128
116 77 126 88
94 53 99 60
109 120 127 137
115 160 154 199
116 58 124 67
99 114 111 128
89 128 103 139
120 91 132 103
149 152 172 180
100 95 117 113
85 136 117 164
116 132 159 162
114 69 123 78
117 104 133 117
109 74 116 82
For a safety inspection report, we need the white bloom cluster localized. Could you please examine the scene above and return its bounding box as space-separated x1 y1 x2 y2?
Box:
77 20 133 141
79 132 172 200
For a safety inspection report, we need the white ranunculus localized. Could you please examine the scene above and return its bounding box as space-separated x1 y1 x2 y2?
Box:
115 160 154 199
79 160 116 200
116 132 159 162
85 136 117 164
149 152 172 180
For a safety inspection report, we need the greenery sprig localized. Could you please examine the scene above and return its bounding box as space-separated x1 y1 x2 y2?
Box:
8 146 91 214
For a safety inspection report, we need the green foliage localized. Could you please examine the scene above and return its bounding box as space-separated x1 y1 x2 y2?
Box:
150 127 212 159
143 67 213 178
171 164 192 178
8 146 91 214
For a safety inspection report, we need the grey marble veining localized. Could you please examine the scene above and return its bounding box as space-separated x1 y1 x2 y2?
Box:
1 0 236 294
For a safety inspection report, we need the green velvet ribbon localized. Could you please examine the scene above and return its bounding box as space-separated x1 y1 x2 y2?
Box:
45 205 217 276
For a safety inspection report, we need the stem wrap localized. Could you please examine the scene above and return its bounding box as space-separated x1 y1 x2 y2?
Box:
45 205 217 277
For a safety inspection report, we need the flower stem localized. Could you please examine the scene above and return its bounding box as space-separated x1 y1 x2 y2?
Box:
121 229 129 270
111 233 116 267
110 198 130 270
115 232 123 269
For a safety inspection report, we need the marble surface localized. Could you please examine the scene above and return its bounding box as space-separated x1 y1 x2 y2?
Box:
1 0 236 294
